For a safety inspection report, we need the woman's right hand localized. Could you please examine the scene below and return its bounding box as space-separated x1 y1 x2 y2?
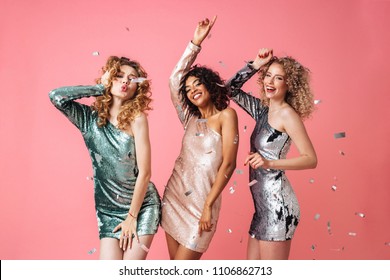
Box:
192 16 217 46
252 48 273 70
101 70 110 88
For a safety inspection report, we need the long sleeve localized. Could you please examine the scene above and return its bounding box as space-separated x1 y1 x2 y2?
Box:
226 63 266 121
169 42 201 127
49 84 104 134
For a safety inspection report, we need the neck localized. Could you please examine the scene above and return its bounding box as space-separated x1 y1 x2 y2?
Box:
198 104 218 119
109 97 123 120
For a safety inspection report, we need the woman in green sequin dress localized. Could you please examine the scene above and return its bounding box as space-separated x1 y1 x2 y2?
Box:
49 56 161 260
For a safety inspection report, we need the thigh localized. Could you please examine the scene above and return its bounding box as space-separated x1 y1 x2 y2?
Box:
100 238 123 260
247 236 261 260
165 232 180 260
259 240 292 260
174 245 202 260
123 234 155 260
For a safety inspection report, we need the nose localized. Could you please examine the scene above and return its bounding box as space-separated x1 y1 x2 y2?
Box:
122 77 130 84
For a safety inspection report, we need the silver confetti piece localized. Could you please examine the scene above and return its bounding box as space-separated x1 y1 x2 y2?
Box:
314 100 322 105
125 27 130 31
314 213 320 220
334 132 346 139
235 169 244 175
184 190 193 196
86 176 94 181
244 125 247 132
355 212 365 218
233 134 239 144
311 244 316 251
229 186 235 194
92 51 100 56
331 185 337 191
309 178 315 184
339 150 345 156
250 234 256 239
87 248 96 255
227 229 232 233
248 179 258 187
348 232 357 237
327 221 332 235
131 77 147 83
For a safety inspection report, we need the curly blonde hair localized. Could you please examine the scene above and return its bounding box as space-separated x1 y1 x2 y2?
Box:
257 57 314 120
92 56 152 130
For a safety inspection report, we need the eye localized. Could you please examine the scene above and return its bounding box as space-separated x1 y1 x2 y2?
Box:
265 73 271 77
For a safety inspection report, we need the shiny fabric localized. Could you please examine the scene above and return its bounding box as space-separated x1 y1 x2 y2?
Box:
49 85 161 239
228 64 300 241
161 42 223 253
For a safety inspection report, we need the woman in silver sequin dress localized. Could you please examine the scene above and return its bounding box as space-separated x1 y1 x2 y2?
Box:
161 16 239 260
227 49 317 259
49 56 161 260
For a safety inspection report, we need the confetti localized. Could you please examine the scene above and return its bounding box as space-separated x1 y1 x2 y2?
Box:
195 119 208 136
250 234 256 239
244 125 247 133
184 190 193 196
248 179 258 187
331 185 337 191
235 169 244 175
86 176 94 181
218 61 227 67
125 27 130 31
314 213 320 220
229 186 235 194
348 232 357 237
131 77 147 83
92 51 100 56
309 178 315 184
334 132 346 139
216 83 225 87
205 150 213 154
311 244 316 251
87 248 96 255
385 242 390 246
355 212 365 218
233 134 239 144
140 243 149 253
339 150 345 156
227 229 232 233
327 221 332 235
314 100 322 105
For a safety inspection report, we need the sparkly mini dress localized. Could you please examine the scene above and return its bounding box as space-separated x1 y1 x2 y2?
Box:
228 64 300 241
161 42 223 253
49 85 161 239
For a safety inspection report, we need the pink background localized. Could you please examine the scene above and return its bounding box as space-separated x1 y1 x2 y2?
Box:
1 0 389 260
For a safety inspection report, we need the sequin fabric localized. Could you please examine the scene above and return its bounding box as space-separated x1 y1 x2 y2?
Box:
161 42 223 253
227 64 300 241
49 85 161 239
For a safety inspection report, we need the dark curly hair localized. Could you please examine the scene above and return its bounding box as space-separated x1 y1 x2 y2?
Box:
179 65 229 118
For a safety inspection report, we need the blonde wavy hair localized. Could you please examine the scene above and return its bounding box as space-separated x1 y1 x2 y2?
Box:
258 57 314 120
92 56 152 130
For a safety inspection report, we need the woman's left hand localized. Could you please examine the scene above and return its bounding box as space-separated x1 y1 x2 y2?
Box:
244 152 271 169
198 205 213 236
113 215 138 250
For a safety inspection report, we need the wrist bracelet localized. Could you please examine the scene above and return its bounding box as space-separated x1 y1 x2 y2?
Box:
128 212 137 219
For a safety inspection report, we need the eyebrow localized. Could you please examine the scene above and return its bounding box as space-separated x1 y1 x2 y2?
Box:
266 72 285 78
185 78 200 88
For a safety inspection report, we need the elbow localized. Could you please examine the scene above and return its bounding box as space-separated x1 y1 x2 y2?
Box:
49 89 61 107
309 157 318 169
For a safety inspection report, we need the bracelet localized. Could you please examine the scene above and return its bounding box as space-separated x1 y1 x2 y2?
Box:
128 212 137 219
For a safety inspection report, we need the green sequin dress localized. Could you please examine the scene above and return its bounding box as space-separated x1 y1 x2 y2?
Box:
49 84 161 239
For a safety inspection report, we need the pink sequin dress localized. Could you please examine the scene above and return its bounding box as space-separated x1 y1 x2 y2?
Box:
161 42 223 253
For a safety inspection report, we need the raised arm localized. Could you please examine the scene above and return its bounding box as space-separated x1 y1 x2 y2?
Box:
169 16 217 126
49 84 104 133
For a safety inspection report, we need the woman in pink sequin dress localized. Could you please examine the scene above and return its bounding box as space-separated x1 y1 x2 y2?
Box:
161 16 239 260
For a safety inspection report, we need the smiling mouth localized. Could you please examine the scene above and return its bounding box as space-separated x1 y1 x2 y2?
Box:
193 93 202 100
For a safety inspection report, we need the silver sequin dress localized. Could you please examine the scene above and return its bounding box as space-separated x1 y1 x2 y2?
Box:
49 85 161 239
228 64 300 241
161 42 223 253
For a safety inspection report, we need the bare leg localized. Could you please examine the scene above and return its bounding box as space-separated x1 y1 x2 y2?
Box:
165 232 203 260
123 234 154 260
247 236 261 260
99 238 123 260
258 240 292 260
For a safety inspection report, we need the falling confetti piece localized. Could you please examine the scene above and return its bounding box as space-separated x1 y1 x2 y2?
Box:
233 134 239 144
248 179 258 187
116 194 119 199
385 242 390 246
339 150 345 156
250 234 256 239
314 100 322 105
309 178 315 184
87 248 96 255
314 214 320 220
125 27 130 31
131 77 147 83
184 190 193 196
327 221 332 235
334 132 346 139
205 150 213 154
348 232 357 237
227 229 232 233
244 125 247 132
86 176 94 181
218 61 227 67
355 212 365 218
216 83 225 87
229 186 235 194
235 169 244 175
140 243 149 252
92 51 100 56
331 185 337 191
311 244 316 251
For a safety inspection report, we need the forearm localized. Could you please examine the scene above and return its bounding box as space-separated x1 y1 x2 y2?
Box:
269 154 317 171
128 172 151 217
226 62 258 96
49 84 104 109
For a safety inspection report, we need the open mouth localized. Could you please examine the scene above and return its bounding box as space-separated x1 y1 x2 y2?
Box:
121 85 128 92
193 93 202 100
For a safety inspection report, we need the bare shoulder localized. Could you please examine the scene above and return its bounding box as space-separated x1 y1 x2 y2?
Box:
220 107 238 120
280 105 300 122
